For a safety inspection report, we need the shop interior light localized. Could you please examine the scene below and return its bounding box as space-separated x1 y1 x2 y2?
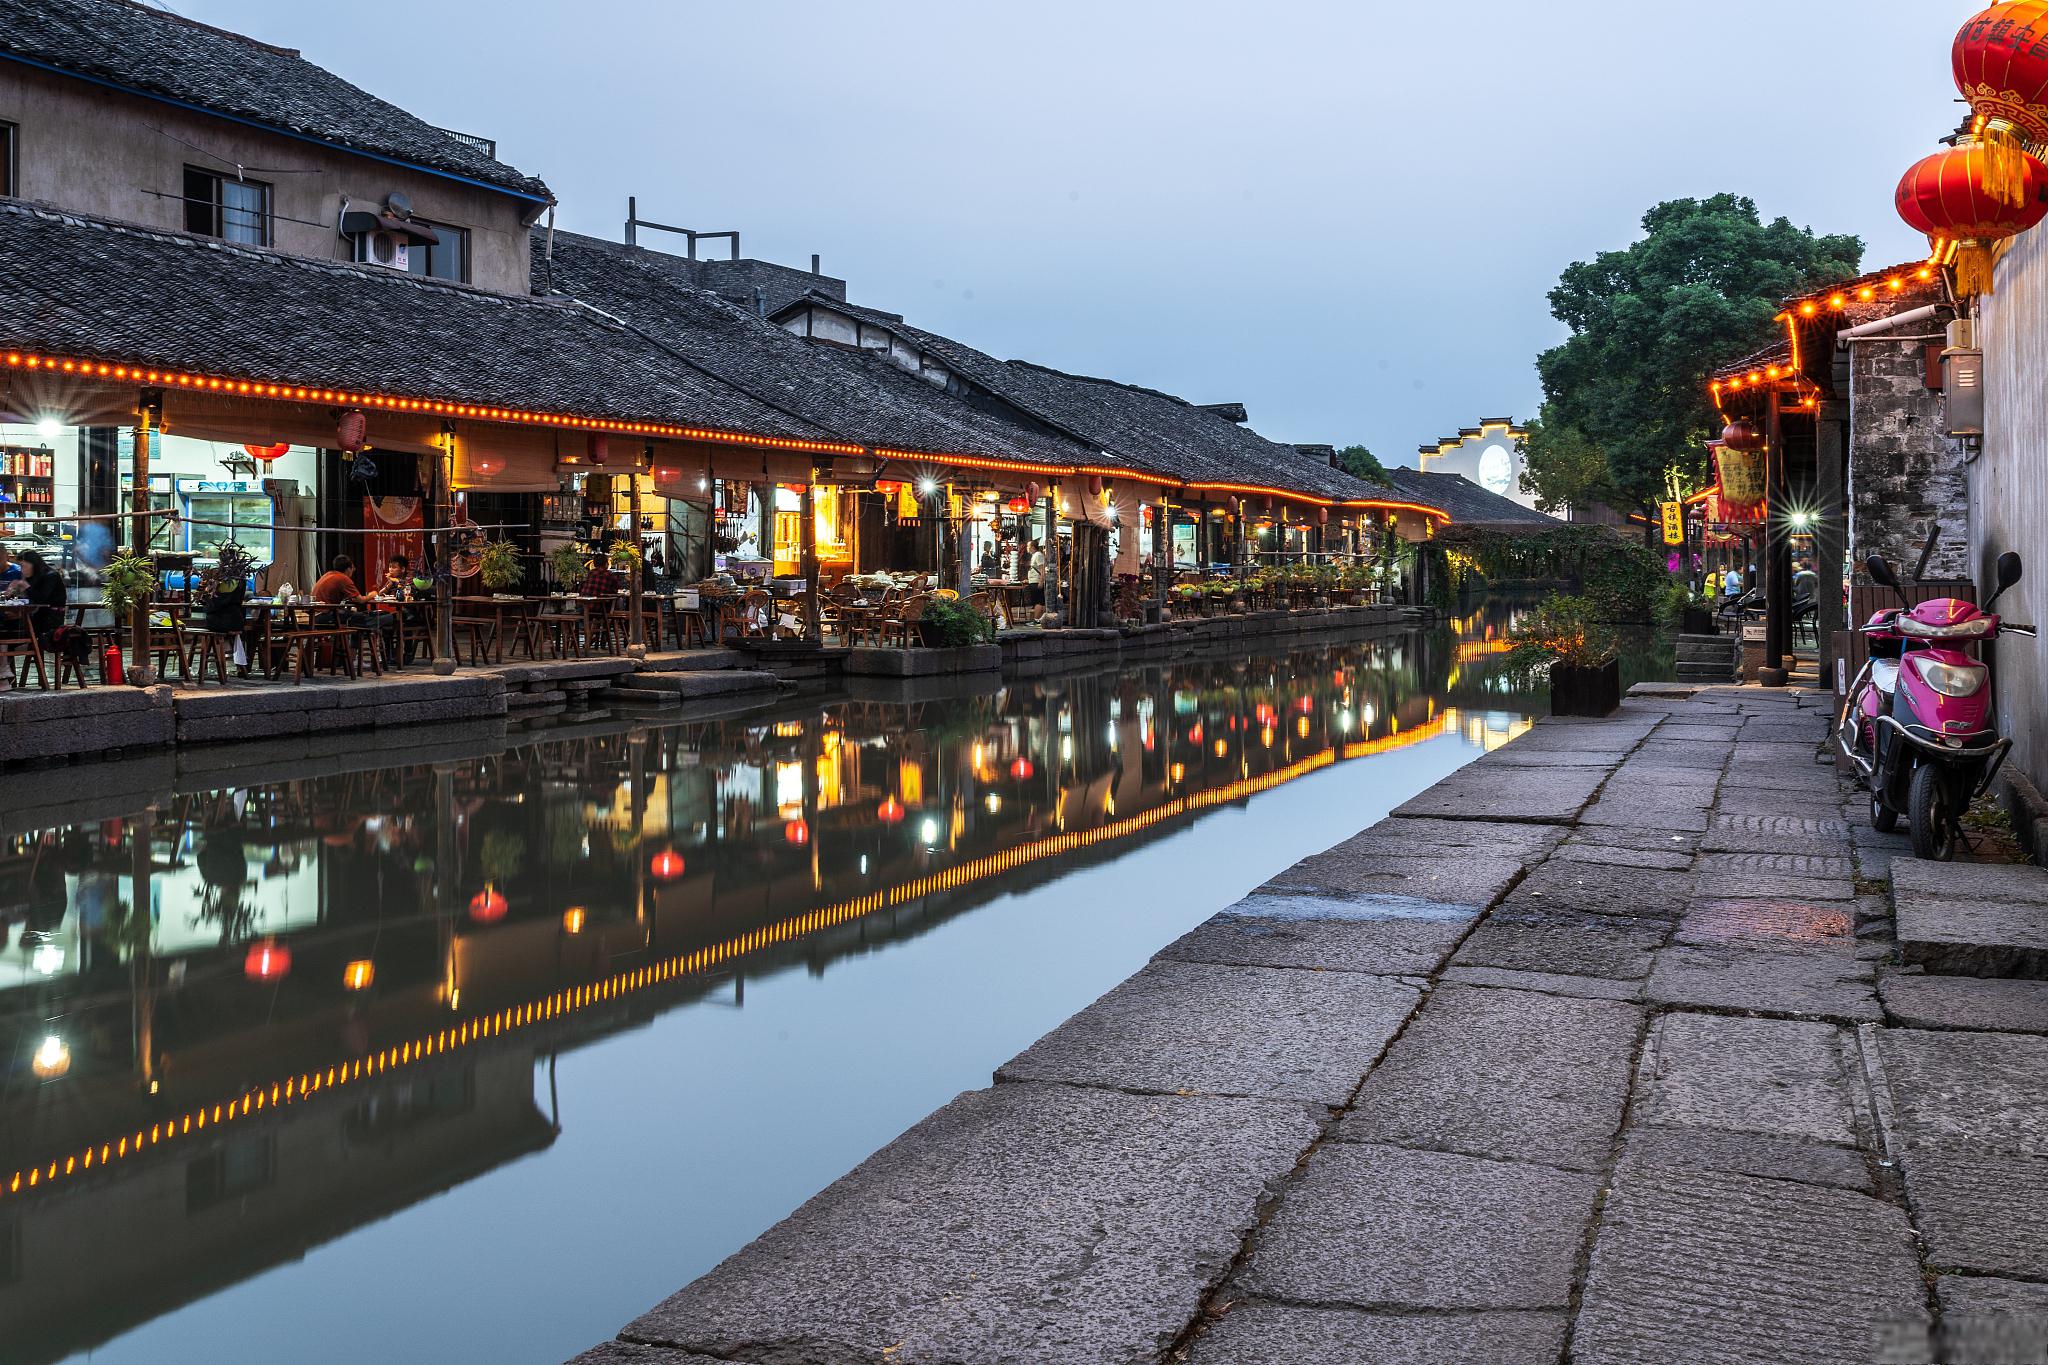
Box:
918 478 939 496
34 418 62 439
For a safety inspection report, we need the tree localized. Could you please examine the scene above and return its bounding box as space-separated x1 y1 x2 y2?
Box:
1337 444 1387 482
1536 195 1861 522
1518 409 1619 516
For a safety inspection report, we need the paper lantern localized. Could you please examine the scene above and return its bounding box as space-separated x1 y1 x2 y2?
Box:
1087 475 1104 497
1007 496 1029 514
467 886 508 923
1009 757 1034 780
783 819 810 846
877 796 906 824
1897 138 2048 294
1316 507 1329 526
244 937 292 981
30 1034 69 1080
335 409 367 453
649 849 686 881
243 442 289 463
586 434 609 467
1955 4 2048 204
1026 482 1042 503
473 451 506 477
342 959 375 991
561 907 587 935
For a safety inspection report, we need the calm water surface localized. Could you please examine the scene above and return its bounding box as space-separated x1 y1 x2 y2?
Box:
1 609 1547 1364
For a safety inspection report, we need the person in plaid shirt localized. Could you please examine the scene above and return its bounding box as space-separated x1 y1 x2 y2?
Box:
582 555 622 597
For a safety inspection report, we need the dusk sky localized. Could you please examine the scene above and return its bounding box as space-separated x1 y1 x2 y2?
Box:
180 0 1960 464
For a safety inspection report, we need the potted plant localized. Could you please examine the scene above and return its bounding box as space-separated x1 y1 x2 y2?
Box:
549 544 590 596
479 540 523 593
1508 594 1621 717
1681 590 1716 636
101 551 158 624
917 595 994 648
609 540 644 576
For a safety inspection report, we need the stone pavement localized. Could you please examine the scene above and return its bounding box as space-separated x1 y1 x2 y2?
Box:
572 683 2048 1365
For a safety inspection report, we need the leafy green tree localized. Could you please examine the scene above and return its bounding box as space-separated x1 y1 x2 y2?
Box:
1337 444 1387 482
1519 408 1622 515
1536 194 1861 522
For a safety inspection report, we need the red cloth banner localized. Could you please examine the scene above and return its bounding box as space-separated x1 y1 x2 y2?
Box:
363 496 425 587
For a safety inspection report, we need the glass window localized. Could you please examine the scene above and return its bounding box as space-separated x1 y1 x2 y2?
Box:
407 222 469 283
183 166 271 245
0 123 15 198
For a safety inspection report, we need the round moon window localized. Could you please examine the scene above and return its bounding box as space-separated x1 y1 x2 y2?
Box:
1478 444 1514 495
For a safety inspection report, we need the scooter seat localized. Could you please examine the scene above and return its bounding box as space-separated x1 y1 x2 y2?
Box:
1872 658 1900 695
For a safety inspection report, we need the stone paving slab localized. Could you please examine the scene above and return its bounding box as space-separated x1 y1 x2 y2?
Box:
1439 965 1646 1001
1879 1028 2048 1153
1185 1303 1568 1365
1701 812 1851 856
1899 1147 2048 1278
1568 1164 1927 1365
1501 861 1696 920
1576 797 1713 833
1934 1275 2048 1363
620 1082 1321 1365
1469 746 1629 769
1156 896 1473 977
1391 764 1609 824
1234 1144 1599 1311
1454 912 1670 980
1645 945 1879 1022
1895 894 2048 979
1631 1012 1857 1146
1617 1127 1872 1193
570 1345 727 1365
1552 841 1694 871
995 958 1418 1103
1655 723 1744 742
1335 984 1641 1169
1567 825 1701 855
1257 846 1525 910
1672 898 1858 956
1878 972 2048 1034
1345 815 1567 863
1693 851 1854 901
1891 855 2048 904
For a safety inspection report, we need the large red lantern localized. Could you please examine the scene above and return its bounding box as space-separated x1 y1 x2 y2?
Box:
1897 139 2048 295
243 442 289 463
1955 4 2048 204
244 937 291 981
586 434 609 467
468 886 509 923
1720 419 1764 452
1025 481 1042 504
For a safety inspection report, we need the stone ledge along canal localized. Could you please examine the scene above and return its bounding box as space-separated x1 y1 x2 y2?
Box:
0 609 1546 1365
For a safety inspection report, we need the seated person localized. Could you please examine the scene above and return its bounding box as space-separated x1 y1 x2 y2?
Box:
582 551 622 598
375 554 419 601
0 545 23 588
13 551 65 640
312 553 398 657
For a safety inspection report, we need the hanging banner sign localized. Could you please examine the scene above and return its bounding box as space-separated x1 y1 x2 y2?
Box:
1714 445 1767 517
1660 501 1684 546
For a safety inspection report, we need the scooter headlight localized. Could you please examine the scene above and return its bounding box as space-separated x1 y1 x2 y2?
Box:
1910 654 1985 698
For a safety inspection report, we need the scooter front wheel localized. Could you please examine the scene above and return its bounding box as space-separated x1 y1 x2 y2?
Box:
1871 795 1898 833
1909 764 1956 861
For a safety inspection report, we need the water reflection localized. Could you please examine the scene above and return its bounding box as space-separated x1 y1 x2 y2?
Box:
0 611 1546 1363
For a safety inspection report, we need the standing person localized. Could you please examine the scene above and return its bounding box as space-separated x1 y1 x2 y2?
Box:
1705 566 1722 600
1027 539 1046 606
978 541 999 579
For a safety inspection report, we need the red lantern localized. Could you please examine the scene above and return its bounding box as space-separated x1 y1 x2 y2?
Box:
1087 475 1104 497
1720 420 1764 452
654 465 680 485
1955 4 2048 204
1897 139 2048 295
335 409 367 453
468 886 509 923
877 796 906 824
1009 757 1034 781
473 451 506 477
783 819 810 846
243 442 289 463
586 434 609 467
650 849 686 881
244 937 291 982
1006 496 1029 514
1025 482 1042 503
1316 506 1329 526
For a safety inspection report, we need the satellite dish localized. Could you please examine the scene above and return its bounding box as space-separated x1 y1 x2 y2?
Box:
385 190 413 220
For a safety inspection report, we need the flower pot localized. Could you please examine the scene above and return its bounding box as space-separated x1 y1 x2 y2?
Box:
1550 659 1621 718
1682 605 1715 635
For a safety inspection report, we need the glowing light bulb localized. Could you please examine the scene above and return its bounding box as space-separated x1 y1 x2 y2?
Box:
32 1034 69 1080
34 419 61 439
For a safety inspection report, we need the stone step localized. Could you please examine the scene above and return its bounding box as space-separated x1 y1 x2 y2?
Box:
629 669 779 698
638 647 747 673
1676 664 1737 683
599 686 678 705
1894 857 2048 979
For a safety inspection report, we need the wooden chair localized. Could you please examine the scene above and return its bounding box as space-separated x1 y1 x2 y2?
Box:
185 628 235 686
149 622 189 685
0 618 48 689
967 590 998 633
454 617 498 666
739 589 780 640
391 605 436 668
879 594 930 648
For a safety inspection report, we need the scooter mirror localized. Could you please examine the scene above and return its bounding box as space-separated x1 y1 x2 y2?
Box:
1866 554 1899 590
1986 550 2024 610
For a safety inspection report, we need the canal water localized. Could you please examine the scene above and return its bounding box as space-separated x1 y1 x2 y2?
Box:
1 609 1550 1365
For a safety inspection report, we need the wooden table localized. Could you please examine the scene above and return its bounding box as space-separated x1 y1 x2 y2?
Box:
451 595 539 664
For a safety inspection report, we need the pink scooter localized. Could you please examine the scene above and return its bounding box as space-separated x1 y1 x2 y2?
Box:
1837 545 2032 860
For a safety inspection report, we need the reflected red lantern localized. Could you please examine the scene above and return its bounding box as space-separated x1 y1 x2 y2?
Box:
335 409 367 453
244 937 291 981
473 451 506 478
243 442 289 463
783 819 810 846
649 849 686 881
1897 139 2048 295
1009 757 1034 781
467 886 509 923
1720 419 1764 452
877 796 906 824
654 465 680 485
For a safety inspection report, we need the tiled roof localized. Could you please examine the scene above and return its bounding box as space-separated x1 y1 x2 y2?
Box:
781 293 1419 506
535 231 1100 469
1384 468 1561 529
0 201 832 442
0 0 551 202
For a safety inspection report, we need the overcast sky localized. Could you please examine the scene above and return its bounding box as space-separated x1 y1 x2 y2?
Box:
180 0 1960 465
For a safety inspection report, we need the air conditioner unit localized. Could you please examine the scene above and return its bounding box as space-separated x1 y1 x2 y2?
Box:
353 229 409 271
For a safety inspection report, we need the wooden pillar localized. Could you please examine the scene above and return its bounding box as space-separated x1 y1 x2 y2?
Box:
800 477 820 642
128 391 157 685
1815 399 1848 690
627 448 647 657
1763 399 1790 681
431 427 455 674
1154 499 1170 616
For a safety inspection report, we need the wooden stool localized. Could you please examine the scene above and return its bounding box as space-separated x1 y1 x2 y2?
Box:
187 631 234 686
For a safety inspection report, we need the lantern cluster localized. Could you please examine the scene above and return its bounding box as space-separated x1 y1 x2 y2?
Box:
1896 5 2048 295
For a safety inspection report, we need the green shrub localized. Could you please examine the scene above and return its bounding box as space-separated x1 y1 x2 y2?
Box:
920 596 994 646
479 540 523 592
1507 593 1619 669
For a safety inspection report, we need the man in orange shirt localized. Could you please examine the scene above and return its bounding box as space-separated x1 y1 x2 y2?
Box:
313 554 398 661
